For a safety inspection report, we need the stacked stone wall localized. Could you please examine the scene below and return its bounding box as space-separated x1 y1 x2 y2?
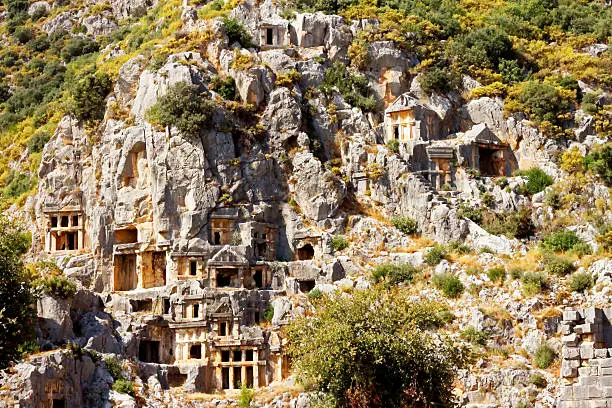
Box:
560 307 612 407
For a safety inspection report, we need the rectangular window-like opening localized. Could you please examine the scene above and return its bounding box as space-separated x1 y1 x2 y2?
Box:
61 216 69 227
168 372 187 388
219 322 227 336
233 367 241 389
214 231 221 245
192 304 199 318
132 299 152 312
245 349 254 361
115 228 138 244
222 367 230 389
221 350 230 362
163 298 171 314
266 27 274 45
217 268 238 287
51 216 58 228
53 400 66 408
253 269 263 288
113 254 137 291
190 260 197 276
393 125 399 140
233 350 242 362
246 366 254 388
72 215 79 227
139 340 160 363
189 344 202 359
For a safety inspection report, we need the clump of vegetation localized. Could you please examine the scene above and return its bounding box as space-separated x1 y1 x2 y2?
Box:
521 271 547 296
70 71 112 123
27 130 51 153
433 272 464 298
533 343 556 369
0 216 35 369
275 70 302 87
425 245 447 266
147 82 215 136
570 272 594 293
447 240 471 255
509 267 524 280
390 216 418 235
263 303 274 322
286 287 468 407
530 374 547 388
481 207 535 239
320 62 376 112
585 143 612 185
505 81 573 126
221 17 252 47
331 235 349 251
38 275 77 299
209 75 236 100
372 263 420 286
542 252 575 276
112 379 135 397
460 326 487 346
487 267 506 284
104 356 123 380
515 168 553 195
419 66 460 95
238 383 255 408
386 139 399 154
540 230 586 253
308 288 323 300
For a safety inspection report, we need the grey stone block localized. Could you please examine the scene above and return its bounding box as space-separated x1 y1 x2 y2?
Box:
603 387 612 398
563 366 579 378
595 349 608 359
576 324 594 334
599 358 612 368
564 310 581 321
600 367 612 376
560 402 578 408
588 385 603 399
561 386 574 401
578 367 598 378
581 342 595 359
600 376 612 387
588 400 607 408
564 333 580 346
564 347 582 359
561 324 573 335
573 385 588 400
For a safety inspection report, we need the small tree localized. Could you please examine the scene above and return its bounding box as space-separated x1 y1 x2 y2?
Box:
71 71 112 123
286 287 467 407
0 216 36 369
391 216 418 235
147 82 215 137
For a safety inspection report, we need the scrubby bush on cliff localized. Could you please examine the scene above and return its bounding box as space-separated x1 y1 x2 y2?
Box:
521 271 548 296
449 27 514 71
570 272 593 293
542 252 575 276
0 216 35 369
391 216 418 235
320 62 376 112
331 235 349 251
147 82 215 136
533 343 556 369
371 263 420 286
540 230 585 252
425 245 447 266
286 287 467 407
112 379 135 397
585 143 612 185
505 81 573 125
70 71 112 123
39 275 77 299
433 272 464 298
221 17 252 48
210 75 236 100
419 66 460 95
515 167 553 195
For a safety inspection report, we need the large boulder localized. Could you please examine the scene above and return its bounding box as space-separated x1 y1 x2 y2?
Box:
37 295 74 344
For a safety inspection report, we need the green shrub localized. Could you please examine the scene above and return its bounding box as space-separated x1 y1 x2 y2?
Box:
263 304 274 322
457 203 483 224
221 17 252 48
570 272 593 293
516 168 553 195
569 241 592 257
542 252 575 276
1 172 33 199
482 208 535 238
331 235 349 251
582 92 600 115
521 272 547 296
71 71 112 123
238 383 254 408
506 81 572 125
432 272 464 298
585 143 612 185
104 357 122 380
487 267 506 284
61 37 100 62
308 288 323 300
419 66 460 95
391 216 418 235
210 75 236 100
39 275 77 299
540 230 583 252
13 26 34 44
27 130 51 153
386 139 400 154
530 373 547 388
449 27 514 70
147 82 215 136
320 62 376 112
509 267 524 280
481 192 495 207
112 379 135 397
66 340 84 358
533 343 556 369
372 263 420 286
447 240 471 255
425 245 447 266
460 326 487 346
